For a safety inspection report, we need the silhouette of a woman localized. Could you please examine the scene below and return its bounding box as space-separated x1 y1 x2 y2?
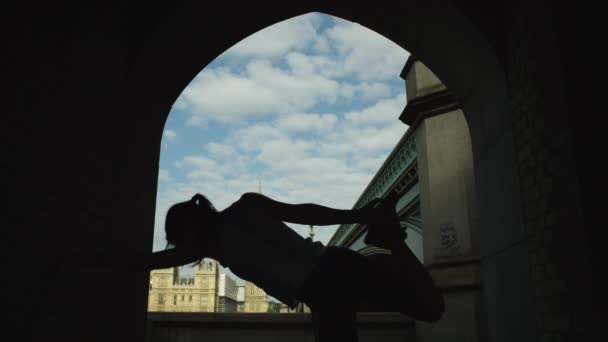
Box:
86 191 444 342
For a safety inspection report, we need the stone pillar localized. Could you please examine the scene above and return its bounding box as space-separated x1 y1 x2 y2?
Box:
400 56 486 342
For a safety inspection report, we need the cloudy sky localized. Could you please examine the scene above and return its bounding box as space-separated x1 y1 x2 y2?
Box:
152 13 410 299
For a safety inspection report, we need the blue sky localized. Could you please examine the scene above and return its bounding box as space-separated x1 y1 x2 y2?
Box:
152 13 410 298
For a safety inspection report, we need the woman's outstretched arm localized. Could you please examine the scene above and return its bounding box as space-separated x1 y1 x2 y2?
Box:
74 247 202 272
238 192 382 226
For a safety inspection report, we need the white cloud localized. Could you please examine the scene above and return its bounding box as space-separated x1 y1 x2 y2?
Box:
338 122 408 155
227 13 323 58
272 157 348 177
206 142 236 160
245 59 340 107
242 19 410 83
275 112 337 134
285 52 316 76
163 129 177 142
311 33 331 54
174 13 410 127
153 13 413 264
317 141 353 157
175 156 222 180
151 123 408 255
158 169 172 182
264 169 376 211
175 155 218 169
177 60 340 126
355 82 392 101
337 81 393 102
353 155 388 172
228 123 288 153
256 138 316 164
179 67 283 125
326 21 409 81
344 93 407 126
307 55 345 79
339 82 356 99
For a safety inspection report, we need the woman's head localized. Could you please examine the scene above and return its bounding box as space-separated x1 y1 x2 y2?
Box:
164 193 219 251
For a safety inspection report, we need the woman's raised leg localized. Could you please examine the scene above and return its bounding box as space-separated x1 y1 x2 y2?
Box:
359 192 445 322
358 248 444 322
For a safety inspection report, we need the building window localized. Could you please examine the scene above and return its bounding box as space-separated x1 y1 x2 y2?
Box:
189 295 192 302
158 294 165 305
181 295 185 301
174 295 177 305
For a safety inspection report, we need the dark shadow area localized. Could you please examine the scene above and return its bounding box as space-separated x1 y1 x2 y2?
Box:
4 1 600 341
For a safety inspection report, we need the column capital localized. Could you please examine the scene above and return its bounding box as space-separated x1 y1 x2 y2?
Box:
399 89 460 128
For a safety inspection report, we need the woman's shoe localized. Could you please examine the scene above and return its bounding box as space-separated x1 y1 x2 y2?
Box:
364 191 406 250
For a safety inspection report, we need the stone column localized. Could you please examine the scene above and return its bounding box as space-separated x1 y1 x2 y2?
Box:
400 56 486 342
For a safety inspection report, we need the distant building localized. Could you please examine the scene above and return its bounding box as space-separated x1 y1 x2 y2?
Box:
244 281 269 313
217 273 238 312
296 301 311 313
236 286 245 312
267 301 283 313
147 259 219 312
279 303 298 313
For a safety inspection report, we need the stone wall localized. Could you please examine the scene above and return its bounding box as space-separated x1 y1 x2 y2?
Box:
505 1 595 341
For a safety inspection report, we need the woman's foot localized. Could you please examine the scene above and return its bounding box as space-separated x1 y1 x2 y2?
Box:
364 191 406 250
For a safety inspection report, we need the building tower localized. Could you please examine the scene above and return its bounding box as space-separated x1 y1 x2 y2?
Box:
148 267 178 312
194 259 220 312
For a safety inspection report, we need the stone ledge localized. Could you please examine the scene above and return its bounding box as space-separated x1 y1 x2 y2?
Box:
147 312 415 342
426 257 483 290
148 312 414 326
399 89 460 128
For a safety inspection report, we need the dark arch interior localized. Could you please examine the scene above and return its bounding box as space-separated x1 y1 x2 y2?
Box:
5 1 599 341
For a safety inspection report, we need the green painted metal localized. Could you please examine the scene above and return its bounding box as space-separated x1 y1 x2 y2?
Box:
328 128 418 247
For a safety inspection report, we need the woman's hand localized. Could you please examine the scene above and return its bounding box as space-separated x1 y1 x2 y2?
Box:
358 198 383 224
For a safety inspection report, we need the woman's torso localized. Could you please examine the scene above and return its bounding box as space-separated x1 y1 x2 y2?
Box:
214 199 327 309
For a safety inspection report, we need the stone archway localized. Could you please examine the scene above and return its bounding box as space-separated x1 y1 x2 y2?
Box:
126 1 528 341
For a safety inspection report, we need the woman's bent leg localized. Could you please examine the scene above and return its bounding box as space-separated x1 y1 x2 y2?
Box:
357 248 445 322
297 247 366 342
361 192 445 321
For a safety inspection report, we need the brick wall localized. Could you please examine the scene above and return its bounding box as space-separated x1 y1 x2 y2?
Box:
506 1 594 341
